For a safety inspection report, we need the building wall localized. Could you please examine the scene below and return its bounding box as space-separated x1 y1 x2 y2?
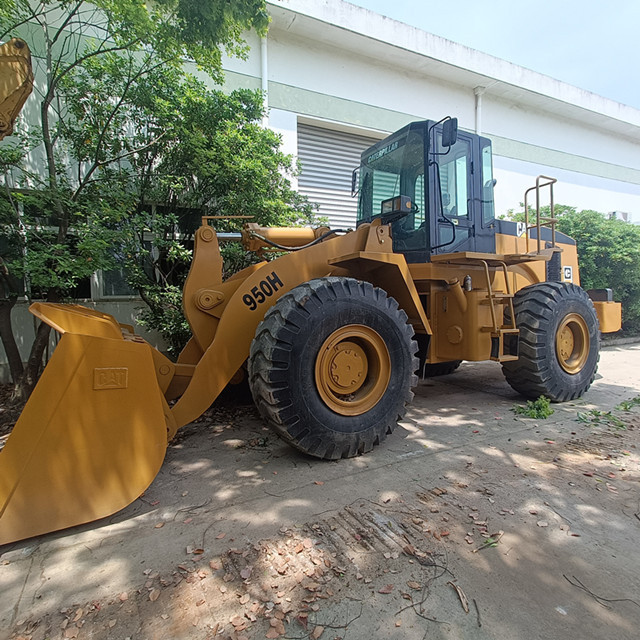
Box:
219 0 640 225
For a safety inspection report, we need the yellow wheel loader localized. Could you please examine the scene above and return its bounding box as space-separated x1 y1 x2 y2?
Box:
0 100 621 543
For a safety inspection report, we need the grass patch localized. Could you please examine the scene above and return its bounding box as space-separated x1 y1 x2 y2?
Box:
577 409 626 429
615 395 640 412
512 396 554 419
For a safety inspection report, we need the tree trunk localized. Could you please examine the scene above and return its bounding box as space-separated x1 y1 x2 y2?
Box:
0 297 24 383
12 320 52 404
12 289 60 404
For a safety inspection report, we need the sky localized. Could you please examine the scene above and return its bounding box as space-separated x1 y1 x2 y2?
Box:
348 0 640 110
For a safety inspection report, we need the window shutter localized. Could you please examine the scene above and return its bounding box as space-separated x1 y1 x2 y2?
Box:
297 124 381 229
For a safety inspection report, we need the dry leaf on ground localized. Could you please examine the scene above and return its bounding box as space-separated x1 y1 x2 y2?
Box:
448 581 469 613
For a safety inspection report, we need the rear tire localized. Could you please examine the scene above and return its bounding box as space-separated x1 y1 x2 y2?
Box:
502 282 600 402
422 360 462 377
248 277 418 459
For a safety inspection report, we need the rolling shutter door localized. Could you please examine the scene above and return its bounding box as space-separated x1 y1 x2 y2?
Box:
297 124 381 229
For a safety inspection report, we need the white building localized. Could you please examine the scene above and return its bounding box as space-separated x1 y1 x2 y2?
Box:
225 0 640 228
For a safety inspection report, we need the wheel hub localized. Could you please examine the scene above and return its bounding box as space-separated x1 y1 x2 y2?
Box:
556 313 589 374
326 341 367 394
315 325 391 416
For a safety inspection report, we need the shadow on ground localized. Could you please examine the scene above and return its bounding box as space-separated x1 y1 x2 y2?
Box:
2 347 640 640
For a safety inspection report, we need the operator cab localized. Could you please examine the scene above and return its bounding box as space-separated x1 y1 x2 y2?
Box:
355 118 497 262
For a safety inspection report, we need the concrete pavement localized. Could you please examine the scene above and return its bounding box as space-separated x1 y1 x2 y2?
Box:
2 344 640 640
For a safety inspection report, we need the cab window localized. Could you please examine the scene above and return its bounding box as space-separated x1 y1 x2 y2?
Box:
436 134 470 220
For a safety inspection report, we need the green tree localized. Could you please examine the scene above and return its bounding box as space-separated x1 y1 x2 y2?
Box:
505 204 640 331
116 78 314 355
554 209 640 331
0 0 273 398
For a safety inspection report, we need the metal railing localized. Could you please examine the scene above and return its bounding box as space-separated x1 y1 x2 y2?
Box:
523 175 557 253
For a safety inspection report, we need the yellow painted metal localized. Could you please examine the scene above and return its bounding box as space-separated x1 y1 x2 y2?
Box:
432 289 495 362
2 205 618 544
0 38 33 140
182 226 224 353
241 223 330 252
592 301 622 334
494 233 581 290
2 221 420 544
30 302 129 339
328 251 431 330
169 220 421 428
315 325 391 416
0 330 170 545
555 312 589 374
523 175 558 253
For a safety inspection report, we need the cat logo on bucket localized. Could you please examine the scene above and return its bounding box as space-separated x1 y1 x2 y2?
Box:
93 367 128 390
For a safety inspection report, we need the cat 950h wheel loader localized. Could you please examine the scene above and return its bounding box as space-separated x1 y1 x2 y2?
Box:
0 117 622 545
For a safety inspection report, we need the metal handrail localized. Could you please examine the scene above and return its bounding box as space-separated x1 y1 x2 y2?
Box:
523 175 557 253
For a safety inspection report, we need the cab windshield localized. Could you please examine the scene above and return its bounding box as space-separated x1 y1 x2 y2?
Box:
356 126 426 237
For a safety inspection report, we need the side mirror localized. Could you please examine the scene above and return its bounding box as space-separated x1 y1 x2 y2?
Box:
442 117 458 148
351 167 359 197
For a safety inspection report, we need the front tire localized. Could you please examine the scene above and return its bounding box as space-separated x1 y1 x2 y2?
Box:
248 277 418 459
502 282 600 402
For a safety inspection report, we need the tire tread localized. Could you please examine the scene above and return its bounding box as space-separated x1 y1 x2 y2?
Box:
249 277 418 459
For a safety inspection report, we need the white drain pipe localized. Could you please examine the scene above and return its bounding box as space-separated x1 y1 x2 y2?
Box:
474 86 485 136
261 36 269 126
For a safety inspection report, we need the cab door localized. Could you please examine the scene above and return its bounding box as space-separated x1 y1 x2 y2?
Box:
430 131 476 254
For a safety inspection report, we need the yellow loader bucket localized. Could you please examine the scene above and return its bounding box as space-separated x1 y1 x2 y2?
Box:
0 304 172 545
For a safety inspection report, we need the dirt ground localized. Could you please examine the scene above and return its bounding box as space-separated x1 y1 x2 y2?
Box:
1 343 640 640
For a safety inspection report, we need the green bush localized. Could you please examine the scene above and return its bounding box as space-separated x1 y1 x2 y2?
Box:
555 208 640 332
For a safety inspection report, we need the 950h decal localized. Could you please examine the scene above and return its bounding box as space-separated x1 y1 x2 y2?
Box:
242 271 284 311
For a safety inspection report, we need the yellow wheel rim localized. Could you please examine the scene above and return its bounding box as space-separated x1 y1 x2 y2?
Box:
315 325 391 416
556 313 589 374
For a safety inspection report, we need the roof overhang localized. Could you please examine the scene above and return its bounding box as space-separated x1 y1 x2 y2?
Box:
268 0 640 142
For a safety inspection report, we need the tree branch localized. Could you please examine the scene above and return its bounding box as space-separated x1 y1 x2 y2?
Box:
73 134 165 200
73 52 169 198
50 0 85 47
0 2 48 41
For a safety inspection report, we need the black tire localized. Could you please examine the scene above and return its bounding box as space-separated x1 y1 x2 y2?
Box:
422 360 462 377
248 277 418 459
502 282 600 402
